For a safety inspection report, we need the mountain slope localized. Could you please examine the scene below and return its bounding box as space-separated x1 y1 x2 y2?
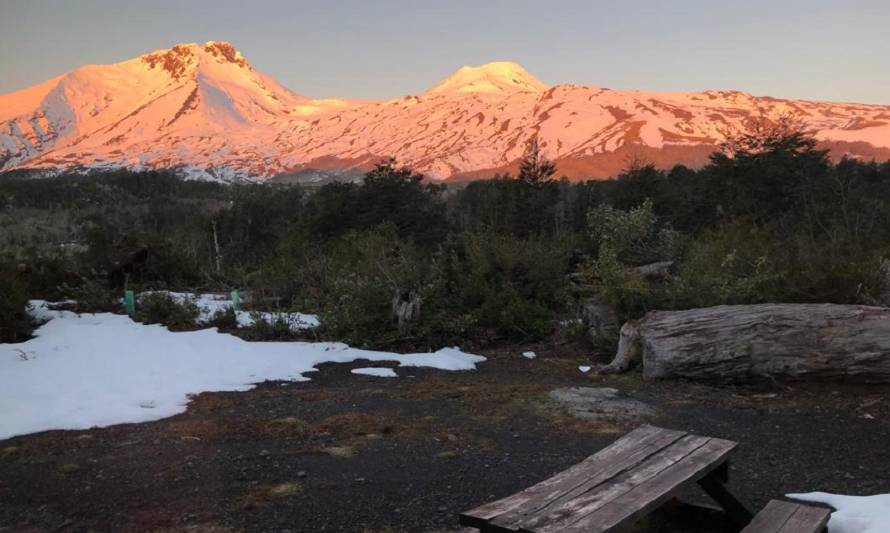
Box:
2 43 889 181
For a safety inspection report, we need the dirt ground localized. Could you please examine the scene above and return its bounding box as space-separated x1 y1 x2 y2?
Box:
2 340 889 533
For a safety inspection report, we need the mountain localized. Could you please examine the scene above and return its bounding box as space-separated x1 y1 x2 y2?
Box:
2 42 889 182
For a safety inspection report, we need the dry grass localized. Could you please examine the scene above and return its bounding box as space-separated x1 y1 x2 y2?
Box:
166 418 226 440
264 416 312 439
1 446 20 458
238 482 303 511
315 412 394 438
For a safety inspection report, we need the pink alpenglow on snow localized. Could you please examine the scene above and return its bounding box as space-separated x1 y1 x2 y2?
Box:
1 42 889 182
0 302 485 440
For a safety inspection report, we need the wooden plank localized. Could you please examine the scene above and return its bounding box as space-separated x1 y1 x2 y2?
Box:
778 503 831 533
488 426 688 531
558 437 737 533
514 434 714 533
742 500 832 533
739 499 797 533
460 425 685 529
461 425 666 523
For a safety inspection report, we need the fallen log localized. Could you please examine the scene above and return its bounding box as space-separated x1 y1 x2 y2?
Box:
626 260 674 280
597 320 639 374
603 303 890 383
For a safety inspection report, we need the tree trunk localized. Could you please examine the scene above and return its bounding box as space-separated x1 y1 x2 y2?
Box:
392 288 421 329
211 220 222 275
609 304 890 383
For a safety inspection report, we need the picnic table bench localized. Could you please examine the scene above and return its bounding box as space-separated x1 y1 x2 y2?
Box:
741 499 831 533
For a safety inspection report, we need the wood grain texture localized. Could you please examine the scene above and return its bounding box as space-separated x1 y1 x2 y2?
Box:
636 304 890 383
741 499 831 533
559 438 738 533
460 425 681 529
461 425 742 533
489 426 685 530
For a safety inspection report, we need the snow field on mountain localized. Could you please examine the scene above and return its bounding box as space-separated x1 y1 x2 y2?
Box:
2 42 889 181
0 301 485 440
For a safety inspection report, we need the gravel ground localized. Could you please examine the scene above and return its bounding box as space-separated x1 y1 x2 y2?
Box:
2 343 889 532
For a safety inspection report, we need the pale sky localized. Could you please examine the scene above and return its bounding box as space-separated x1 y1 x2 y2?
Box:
1 0 888 104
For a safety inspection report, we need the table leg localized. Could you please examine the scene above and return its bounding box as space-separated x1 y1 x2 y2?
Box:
697 469 753 529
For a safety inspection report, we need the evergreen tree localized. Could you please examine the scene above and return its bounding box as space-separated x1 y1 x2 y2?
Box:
517 137 556 186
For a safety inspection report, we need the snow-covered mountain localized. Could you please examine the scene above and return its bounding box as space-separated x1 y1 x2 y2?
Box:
2 42 889 182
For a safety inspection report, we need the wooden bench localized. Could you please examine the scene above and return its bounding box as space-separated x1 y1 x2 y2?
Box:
460 424 752 532
741 499 831 533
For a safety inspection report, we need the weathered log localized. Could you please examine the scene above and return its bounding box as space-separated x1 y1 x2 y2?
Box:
625 304 890 383
626 260 674 281
597 320 640 374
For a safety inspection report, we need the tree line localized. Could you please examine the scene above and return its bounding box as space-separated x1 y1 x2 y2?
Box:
2 120 890 347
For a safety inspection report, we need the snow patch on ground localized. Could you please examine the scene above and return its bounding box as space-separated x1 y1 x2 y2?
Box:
142 291 319 331
787 492 890 533
351 367 398 378
0 302 484 440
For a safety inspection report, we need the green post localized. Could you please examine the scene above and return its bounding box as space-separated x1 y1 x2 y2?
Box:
230 290 241 311
125 290 136 317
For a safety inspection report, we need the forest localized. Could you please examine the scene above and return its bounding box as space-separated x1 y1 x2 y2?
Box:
3 119 890 350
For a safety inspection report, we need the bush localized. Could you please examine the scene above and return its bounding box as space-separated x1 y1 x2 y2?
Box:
59 277 119 313
135 292 199 328
307 228 573 348
0 260 35 342
208 307 239 329
315 226 425 347
247 313 294 340
666 222 786 308
428 231 573 342
781 238 886 304
588 199 682 266
584 200 681 319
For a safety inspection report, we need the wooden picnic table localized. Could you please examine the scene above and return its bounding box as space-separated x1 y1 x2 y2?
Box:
460 424 752 533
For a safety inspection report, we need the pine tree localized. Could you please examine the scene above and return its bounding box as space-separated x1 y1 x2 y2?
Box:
517 137 556 186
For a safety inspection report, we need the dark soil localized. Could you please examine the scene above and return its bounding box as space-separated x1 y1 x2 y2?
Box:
2 341 889 533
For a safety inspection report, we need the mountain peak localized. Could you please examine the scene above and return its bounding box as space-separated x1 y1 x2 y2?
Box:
427 61 548 95
200 41 248 67
2 46 889 182
139 41 249 79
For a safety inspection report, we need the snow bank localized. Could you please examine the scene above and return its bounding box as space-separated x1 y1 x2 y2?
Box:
0 302 485 440
142 291 319 331
787 492 890 533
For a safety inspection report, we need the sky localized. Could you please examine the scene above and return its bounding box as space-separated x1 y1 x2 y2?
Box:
1 0 888 104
